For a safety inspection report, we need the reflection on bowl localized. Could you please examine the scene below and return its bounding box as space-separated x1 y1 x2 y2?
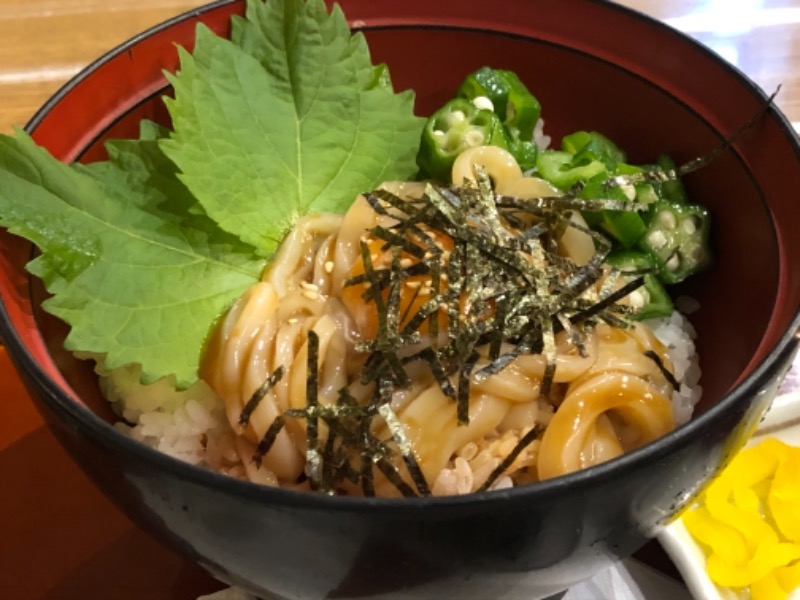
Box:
2 1 800 599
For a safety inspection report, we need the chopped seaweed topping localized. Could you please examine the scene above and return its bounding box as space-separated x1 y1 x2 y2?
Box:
239 365 284 427
644 349 681 391
250 168 669 494
305 330 322 491
245 91 781 495
478 423 547 492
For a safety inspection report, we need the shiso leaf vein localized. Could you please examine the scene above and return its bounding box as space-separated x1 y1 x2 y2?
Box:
0 132 264 387
161 0 424 256
0 0 422 388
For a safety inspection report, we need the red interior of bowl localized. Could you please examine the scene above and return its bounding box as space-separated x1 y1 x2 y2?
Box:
3 0 800 423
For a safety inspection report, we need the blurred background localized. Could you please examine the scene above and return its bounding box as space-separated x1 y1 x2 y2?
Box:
1 0 798 133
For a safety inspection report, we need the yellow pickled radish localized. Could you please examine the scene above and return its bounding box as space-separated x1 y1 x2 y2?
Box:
683 439 800 600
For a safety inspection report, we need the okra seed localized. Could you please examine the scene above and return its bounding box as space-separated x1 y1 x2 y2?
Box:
449 111 466 124
681 218 697 235
658 210 677 229
666 253 681 271
688 244 706 261
472 96 494 112
629 289 649 309
647 230 668 249
465 130 485 147
432 130 446 143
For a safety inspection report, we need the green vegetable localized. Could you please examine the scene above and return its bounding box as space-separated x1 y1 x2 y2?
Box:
456 67 541 169
637 201 712 284
598 209 648 249
457 67 512 119
368 63 393 90
416 98 509 182
538 131 632 193
0 0 423 386
656 154 689 204
162 0 424 255
536 150 607 190
507 138 539 172
457 67 541 140
0 131 264 387
538 132 657 248
561 130 626 168
577 172 645 248
606 251 674 320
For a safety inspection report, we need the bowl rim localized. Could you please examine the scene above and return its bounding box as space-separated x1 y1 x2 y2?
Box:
3 0 800 512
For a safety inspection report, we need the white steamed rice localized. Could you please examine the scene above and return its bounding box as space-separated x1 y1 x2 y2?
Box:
97 308 702 478
646 308 702 425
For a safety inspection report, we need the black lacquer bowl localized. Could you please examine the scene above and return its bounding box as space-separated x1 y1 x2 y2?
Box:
2 1 800 598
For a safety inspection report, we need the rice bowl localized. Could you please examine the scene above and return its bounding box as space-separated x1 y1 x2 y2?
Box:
1 0 800 598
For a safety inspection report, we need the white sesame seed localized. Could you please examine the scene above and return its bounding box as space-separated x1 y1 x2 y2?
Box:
300 281 319 292
324 261 334 273
302 290 319 300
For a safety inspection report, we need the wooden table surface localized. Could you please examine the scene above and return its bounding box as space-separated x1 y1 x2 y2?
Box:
2 0 800 133
1 1 799 598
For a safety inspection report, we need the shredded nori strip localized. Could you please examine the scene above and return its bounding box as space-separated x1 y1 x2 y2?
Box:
240 93 782 496
374 456 419 497
378 403 431 496
678 86 780 177
478 424 547 492
358 240 410 387
253 414 286 468
567 276 645 325
597 88 781 199
644 350 681 391
239 365 285 427
305 330 322 491
335 173 651 494
359 413 377 497
248 176 648 492
457 350 480 425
